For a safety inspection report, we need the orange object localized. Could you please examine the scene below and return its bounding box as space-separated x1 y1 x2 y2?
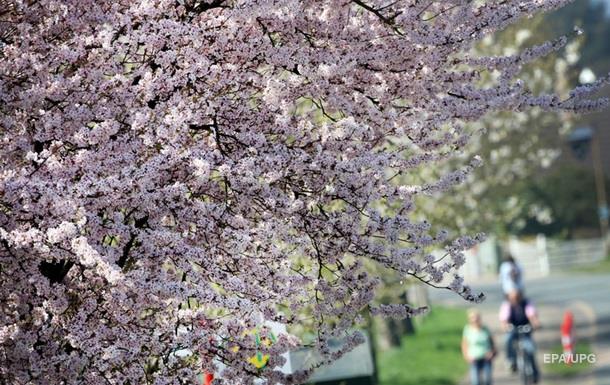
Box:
561 311 574 365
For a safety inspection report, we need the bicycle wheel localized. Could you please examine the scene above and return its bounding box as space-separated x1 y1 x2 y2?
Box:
521 351 535 385
517 350 526 385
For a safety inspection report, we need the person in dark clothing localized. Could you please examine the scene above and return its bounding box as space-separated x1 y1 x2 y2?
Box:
499 290 541 382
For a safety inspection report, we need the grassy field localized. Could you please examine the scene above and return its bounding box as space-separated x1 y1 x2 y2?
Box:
543 342 593 377
376 307 468 385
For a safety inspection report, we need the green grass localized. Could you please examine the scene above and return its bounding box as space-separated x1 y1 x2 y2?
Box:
544 342 593 377
376 307 468 385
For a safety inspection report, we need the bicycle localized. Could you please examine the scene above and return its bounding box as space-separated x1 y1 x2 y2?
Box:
510 324 537 385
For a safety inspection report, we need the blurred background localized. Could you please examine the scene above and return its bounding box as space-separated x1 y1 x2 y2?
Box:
301 1 610 384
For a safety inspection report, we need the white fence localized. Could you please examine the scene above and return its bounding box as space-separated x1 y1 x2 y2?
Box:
507 235 550 278
460 235 607 280
546 237 606 270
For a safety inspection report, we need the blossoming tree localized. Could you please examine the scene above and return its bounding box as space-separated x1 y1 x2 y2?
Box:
0 0 607 384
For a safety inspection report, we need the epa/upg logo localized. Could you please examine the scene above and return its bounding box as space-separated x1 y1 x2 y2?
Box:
543 353 596 364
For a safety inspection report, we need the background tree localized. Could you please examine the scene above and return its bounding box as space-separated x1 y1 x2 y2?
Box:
414 14 581 236
414 0 610 240
0 1 608 384
506 164 610 238
513 0 610 239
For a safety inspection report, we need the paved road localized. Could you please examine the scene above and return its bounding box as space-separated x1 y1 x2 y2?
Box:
429 272 610 385
430 273 610 314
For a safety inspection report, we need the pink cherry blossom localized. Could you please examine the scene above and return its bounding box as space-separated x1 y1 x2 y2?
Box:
1 1 608 384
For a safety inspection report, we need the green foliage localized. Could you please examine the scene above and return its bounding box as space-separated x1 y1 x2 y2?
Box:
376 307 467 385
541 0 610 76
507 165 608 238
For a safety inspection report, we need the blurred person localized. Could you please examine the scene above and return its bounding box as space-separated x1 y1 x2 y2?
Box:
499 289 541 383
462 309 496 385
499 253 523 296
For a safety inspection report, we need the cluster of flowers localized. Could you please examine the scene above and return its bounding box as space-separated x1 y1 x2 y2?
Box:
0 0 607 384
